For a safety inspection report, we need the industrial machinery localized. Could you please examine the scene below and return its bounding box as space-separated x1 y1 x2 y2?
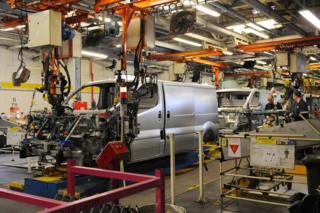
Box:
21 78 219 171
219 117 320 209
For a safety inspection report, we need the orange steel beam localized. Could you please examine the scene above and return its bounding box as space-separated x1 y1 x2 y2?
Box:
120 5 135 70
95 0 122 12
94 0 178 70
237 35 320 52
7 0 80 11
187 58 226 68
212 66 220 87
132 0 176 9
308 63 320 70
150 48 223 61
95 0 175 12
224 71 271 77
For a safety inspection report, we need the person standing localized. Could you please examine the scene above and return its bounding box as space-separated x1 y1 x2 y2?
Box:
291 91 309 121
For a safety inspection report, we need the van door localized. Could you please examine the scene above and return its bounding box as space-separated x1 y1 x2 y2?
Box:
162 82 196 154
129 83 164 162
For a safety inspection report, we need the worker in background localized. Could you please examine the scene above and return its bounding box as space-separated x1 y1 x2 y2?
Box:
291 90 309 121
265 95 282 111
264 95 282 126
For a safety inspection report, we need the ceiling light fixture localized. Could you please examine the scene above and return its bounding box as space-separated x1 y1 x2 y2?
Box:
81 50 108 59
310 56 317 61
247 23 264 31
299 9 320 30
105 17 111 23
173 37 202 47
0 27 15 32
224 51 233 55
226 24 246 33
16 25 25 29
256 60 267 65
244 28 270 39
256 19 281 29
196 4 221 17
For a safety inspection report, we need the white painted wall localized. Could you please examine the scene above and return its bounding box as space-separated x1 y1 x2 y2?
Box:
0 46 51 115
0 47 116 114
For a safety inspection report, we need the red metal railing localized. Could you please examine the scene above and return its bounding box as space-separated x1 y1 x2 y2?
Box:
0 160 165 213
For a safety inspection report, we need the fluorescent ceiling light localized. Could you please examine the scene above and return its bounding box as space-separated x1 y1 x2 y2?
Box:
116 44 121 48
80 22 90 27
299 9 320 30
87 25 104 31
256 60 267 65
81 50 108 59
226 24 245 33
263 51 273 56
244 28 270 39
196 4 221 17
310 56 317 61
117 21 123 26
16 25 25 29
247 23 264 31
256 19 281 29
0 27 15 32
105 17 111 23
224 51 233 55
173 37 202 47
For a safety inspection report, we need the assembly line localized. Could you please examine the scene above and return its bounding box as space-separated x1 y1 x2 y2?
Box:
0 0 319 212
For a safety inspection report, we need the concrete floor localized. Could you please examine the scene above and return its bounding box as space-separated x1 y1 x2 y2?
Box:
0 153 307 213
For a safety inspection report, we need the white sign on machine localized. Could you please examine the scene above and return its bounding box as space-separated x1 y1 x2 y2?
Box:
6 128 25 146
228 138 241 158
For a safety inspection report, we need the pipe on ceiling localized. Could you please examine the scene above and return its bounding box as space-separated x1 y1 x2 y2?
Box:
240 0 307 36
196 17 250 43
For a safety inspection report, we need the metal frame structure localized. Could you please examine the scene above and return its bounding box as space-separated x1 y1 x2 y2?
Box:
236 35 320 52
0 160 165 213
219 133 309 211
150 48 226 87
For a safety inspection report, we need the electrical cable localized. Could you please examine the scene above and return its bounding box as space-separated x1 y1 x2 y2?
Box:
58 60 71 97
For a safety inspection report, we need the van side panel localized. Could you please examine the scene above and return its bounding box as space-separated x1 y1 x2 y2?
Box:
162 82 196 153
194 86 219 141
130 83 164 162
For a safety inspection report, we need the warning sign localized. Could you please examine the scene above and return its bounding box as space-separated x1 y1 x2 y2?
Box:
228 138 241 158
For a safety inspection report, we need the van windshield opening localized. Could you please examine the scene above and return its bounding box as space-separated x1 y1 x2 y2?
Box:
218 91 250 107
137 83 158 113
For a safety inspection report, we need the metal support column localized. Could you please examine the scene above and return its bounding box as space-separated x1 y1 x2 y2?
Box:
73 57 81 100
155 169 165 213
169 134 176 205
67 160 76 196
197 130 207 203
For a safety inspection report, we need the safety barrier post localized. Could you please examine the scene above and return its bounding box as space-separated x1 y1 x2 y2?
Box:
197 130 207 203
155 169 165 213
169 133 176 205
67 160 76 196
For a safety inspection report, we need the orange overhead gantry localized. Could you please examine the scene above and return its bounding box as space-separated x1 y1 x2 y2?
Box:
3 0 92 28
150 48 226 87
308 63 320 70
236 35 320 52
7 0 80 11
94 0 177 70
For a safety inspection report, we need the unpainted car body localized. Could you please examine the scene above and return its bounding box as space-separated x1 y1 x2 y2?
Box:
217 88 271 133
